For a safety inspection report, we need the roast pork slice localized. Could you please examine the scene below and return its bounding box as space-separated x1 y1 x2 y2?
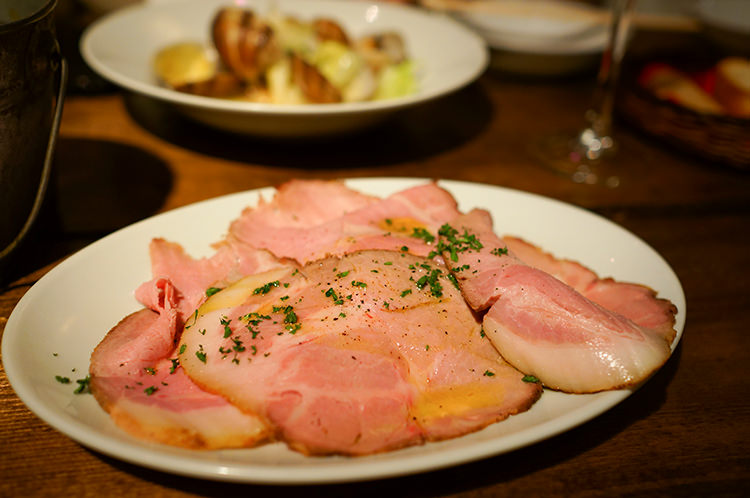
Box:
241 179 381 228
135 238 283 324
90 279 270 449
503 236 677 343
178 250 541 455
136 180 460 323
442 209 674 394
228 180 461 264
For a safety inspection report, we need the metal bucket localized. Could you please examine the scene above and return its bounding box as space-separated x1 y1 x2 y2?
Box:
0 0 67 271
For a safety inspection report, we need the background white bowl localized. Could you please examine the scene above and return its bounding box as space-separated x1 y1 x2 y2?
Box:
695 0 750 56
80 0 488 138
444 0 608 77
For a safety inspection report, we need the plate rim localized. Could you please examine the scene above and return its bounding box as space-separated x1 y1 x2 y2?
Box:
2 178 685 484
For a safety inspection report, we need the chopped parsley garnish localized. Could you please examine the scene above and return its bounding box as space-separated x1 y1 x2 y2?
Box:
220 316 233 338
231 336 246 352
253 280 280 295
285 323 302 334
336 270 350 278
415 267 444 298
242 312 271 326
184 309 199 329
284 309 298 324
179 344 187 355
522 375 540 383
205 286 222 297
55 375 71 384
491 247 509 256
400 289 412 297
351 280 367 288
74 376 91 394
411 227 435 244
144 386 158 396
446 272 460 290
196 345 207 363
241 312 271 338
430 224 484 262
325 287 344 305
483 370 495 377
169 358 180 374
144 367 156 375
272 305 301 334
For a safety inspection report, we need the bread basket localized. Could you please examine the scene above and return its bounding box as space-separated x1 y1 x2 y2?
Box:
618 58 750 170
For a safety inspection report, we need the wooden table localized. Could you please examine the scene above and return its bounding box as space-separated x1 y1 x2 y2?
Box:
2 27 749 496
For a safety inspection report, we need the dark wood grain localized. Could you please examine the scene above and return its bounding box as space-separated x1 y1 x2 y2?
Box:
2 26 749 497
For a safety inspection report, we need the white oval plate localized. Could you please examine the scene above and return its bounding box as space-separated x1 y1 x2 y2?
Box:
3 179 685 484
80 0 488 137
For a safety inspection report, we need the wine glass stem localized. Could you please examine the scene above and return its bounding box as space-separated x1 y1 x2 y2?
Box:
585 0 636 143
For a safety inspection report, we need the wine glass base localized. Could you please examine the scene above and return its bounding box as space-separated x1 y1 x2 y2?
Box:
531 131 621 188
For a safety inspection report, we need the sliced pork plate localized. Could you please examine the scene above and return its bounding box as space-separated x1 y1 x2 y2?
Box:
4 178 684 482
87 179 679 452
88 180 543 455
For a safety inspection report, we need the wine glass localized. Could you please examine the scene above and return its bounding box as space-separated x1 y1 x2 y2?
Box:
532 0 637 187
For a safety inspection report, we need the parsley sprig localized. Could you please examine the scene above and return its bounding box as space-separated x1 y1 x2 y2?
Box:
429 223 484 262
415 267 444 298
253 280 280 295
411 227 435 244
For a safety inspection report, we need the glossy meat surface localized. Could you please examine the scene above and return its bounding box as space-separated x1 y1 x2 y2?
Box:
442 209 674 393
229 180 461 263
178 250 541 455
89 279 269 449
504 236 677 343
88 180 678 452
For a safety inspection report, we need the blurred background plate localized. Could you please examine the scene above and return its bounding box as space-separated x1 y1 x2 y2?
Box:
695 0 750 56
421 0 609 76
80 0 488 138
